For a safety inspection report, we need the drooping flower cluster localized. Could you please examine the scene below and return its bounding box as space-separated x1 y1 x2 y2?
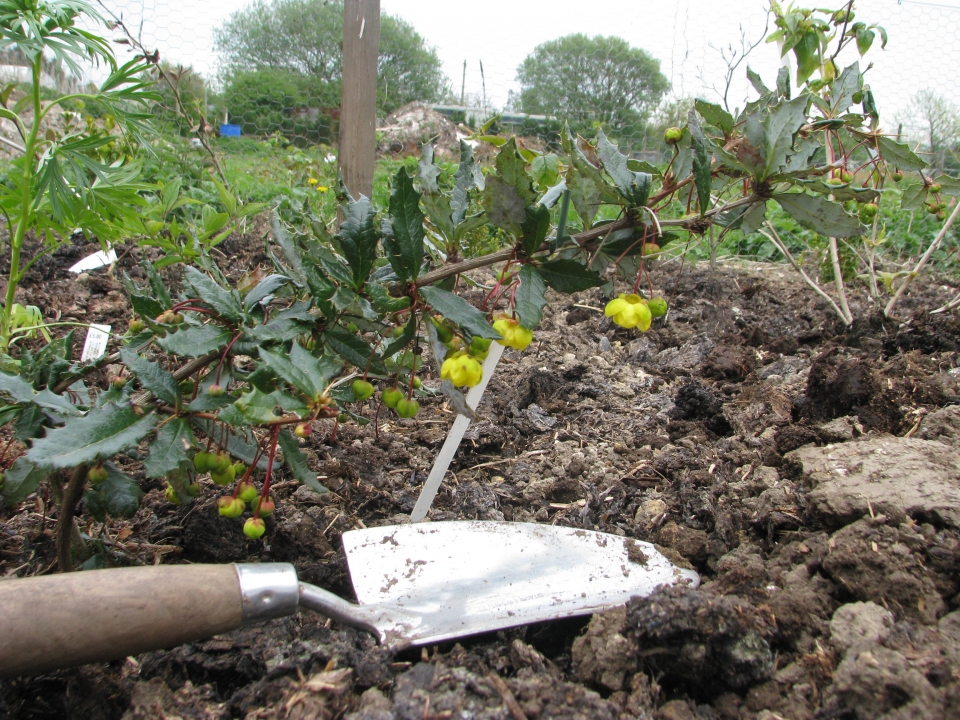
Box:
604 293 652 331
441 351 484 387
492 316 534 350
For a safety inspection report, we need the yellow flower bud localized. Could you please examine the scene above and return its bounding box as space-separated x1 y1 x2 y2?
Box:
604 293 652 331
492 317 534 351
440 352 484 387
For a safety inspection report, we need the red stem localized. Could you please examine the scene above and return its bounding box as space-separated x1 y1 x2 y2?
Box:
215 332 243 384
254 426 281 518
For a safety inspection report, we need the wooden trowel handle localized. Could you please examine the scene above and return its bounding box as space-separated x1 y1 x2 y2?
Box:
0 563 299 678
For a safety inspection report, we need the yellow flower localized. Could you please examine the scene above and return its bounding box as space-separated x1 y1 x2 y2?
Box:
307 177 318 185
604 293 652 331
316 185 329 192
440 352 484 387
492 316 534 350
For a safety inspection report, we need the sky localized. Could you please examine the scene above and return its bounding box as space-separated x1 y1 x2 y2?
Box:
95 0 960 138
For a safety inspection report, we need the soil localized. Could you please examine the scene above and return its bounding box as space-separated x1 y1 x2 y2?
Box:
2 223 960 720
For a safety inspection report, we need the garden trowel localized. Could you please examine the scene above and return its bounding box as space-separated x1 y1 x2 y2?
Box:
0 520 698 678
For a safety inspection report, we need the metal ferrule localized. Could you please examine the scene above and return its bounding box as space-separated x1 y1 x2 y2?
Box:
235 563 300 624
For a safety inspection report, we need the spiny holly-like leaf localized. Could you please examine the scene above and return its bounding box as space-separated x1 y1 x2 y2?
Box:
695 99 734 135
567 166 602 227
900 181 929 211
156 324 233 358
496 138 536 203
688 108 713 217
451 140 482 226
876 136 927 172
520 204 551 257
419 285 500 339
773 192 863 237
337 195 380 289
142 258 171 307
1 456 48 507
746 67 770 95
418 143 441 194
830 62 862 114
13 402 45 441
182 266 243 322
259 347 323 399
324 328 388 375
131 294 165 320
483 175 527 236
244 274 291 310
278 427 327 493
120 348 178 406
596 131 651 207
536 258 604 293
26 403 157 469
0 372 81 416
97 464 144 517
383 169 425 283
760 96 809 180
741 203 768 235
515 265 549 329
383 319 416 359
144 418 194 479
219 387 284 425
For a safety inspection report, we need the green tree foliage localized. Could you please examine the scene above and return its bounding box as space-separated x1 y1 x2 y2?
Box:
214 0 447 118
515 34 669 144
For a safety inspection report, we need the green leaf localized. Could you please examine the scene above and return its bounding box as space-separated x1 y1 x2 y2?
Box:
451 140 482 226
325 328 388 374
419 286 499 339
596 130 651 207
131 294 165 321
13 403 45 441
0 372 81 416
144 418 194 479
515 265 549 329
259 347 324 399
278 427 326 492
244 274 291 310
536 258 604 293
366 281 413 314
270 213 306 283
185 393 234 412
831 63 862 113
141 259 172 308
218 387 283 426
531 154 560 188
156 324 233 358
876 136 927 172
520 204 551 256
418 143 441 193
741 203 768 235
900 181 928 211
290 342 341 393
191 419 267 468
26 403 157 469
747 67 771 95
482 175 527 236
761 96 809 180
567 166 601 227
695 99 734 135
337 196 380 289
687 108 713 216
932 175 960 196
182 266 243 322
119 349 179 406
772 193 863 237
793 31 820 86
384 169 425 282
1 457 48 507
856 26 875 55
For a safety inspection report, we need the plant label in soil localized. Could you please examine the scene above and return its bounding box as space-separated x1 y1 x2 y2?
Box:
68 248 118 273
80 324 111 362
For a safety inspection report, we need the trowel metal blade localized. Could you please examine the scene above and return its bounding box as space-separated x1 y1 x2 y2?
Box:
341 521 699 646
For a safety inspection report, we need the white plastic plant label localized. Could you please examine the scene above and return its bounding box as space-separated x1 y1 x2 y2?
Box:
68 248 117 273
80 324 111 362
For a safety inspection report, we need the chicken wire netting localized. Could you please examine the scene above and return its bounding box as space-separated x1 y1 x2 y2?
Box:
4 0 958 169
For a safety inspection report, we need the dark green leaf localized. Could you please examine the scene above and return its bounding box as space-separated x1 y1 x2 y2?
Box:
366 281 413 314
876 136 927 172
244 274 290 310
270 213 306 283
776 66 791 99
278 427 326 492
185 393 234 412
567 167 601 227
142 258 171 307
773 193 863 237
1 457 48 507
182 266 243 322
221 387 284 425
694 99 734 135
120 348 178 406
0 372 81 416
831 63 862 113
259 347 323 399
451 140 481 226
496 138 536 203
419 285 499 339
520 204 551 256
13 402 45 441
144 418 194 479
746 67 770 95
596 131 651 207
794 31 820 85
325 328 388 374
131 294 165 321
191 419 267 468
933 175 960 196
384 169 425 282
687 108 713 216
290 342 341 392
26 403 157 469
482 175 526 236
761 96 809 180
531 154 560 188
99 464 144 517
856 26 874 55
741 203 768 235
337 196 380 289
900 182 928 211
537 258 604 293
156 324 234 358
515 265 549 329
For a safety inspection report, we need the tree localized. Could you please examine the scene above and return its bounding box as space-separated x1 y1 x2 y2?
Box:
214 0 447 116
515 34 669 143
896 90 960 175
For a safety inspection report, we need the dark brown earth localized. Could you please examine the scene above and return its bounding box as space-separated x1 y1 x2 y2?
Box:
1 221 959 719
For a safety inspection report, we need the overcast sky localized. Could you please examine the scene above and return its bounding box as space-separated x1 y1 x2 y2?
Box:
97 0 960 136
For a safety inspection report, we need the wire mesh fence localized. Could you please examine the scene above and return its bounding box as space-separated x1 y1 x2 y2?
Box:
3 0 958 195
